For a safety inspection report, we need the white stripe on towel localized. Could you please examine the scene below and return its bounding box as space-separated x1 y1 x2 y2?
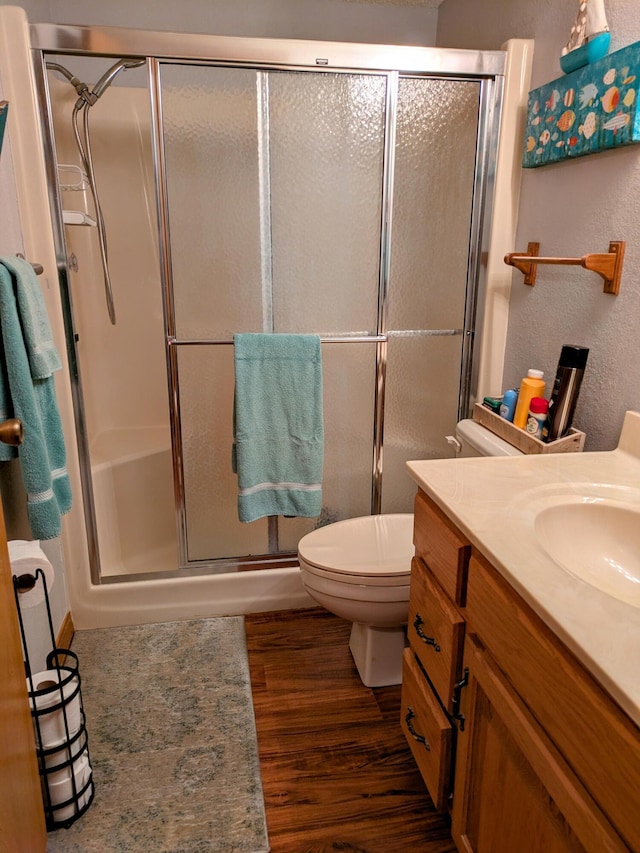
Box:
27 487 55 504
239 481 322 497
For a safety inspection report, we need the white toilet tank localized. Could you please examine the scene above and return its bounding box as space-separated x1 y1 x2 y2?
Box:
453 418 523 458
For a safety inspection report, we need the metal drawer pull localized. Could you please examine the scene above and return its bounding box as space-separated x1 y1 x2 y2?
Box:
413 614 441 652
452 667 469 732
405 707 431 750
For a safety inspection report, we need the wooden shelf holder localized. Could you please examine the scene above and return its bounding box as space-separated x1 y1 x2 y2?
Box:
472 404 585 455
504 240 625 295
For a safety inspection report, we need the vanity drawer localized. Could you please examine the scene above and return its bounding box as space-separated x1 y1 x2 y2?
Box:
401 647 452 813
465 551 640 852
408 557 465 714
413 490 470 606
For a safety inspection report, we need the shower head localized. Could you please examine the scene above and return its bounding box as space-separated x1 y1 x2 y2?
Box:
46 58 145 108
91 58 145 100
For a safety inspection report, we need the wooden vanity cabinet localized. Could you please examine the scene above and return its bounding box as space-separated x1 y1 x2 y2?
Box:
455 552 640 853
403 488 640 852
452 633 627 853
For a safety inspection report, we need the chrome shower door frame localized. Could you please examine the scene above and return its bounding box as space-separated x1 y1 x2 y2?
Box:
30 23 505 583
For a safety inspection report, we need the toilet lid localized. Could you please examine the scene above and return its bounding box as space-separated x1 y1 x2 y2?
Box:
298 514 414 577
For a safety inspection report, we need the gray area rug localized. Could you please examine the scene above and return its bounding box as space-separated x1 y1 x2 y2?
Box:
46 618 269 853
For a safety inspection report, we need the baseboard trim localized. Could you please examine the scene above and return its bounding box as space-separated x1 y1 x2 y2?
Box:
56 611 75 650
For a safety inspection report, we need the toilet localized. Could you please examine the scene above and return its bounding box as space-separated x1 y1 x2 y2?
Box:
298 418 523 687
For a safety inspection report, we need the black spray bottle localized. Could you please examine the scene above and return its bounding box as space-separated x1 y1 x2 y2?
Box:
544 345 589 441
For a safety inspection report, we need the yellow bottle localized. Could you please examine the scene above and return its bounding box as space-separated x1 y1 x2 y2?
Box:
513 369 545 429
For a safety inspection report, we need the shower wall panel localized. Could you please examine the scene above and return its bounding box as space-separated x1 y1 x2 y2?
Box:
49 71 169 447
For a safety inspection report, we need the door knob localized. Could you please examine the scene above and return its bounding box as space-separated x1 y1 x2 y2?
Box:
0 418 23 446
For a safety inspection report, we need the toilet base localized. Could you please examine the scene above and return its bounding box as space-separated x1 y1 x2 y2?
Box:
348 622 407 687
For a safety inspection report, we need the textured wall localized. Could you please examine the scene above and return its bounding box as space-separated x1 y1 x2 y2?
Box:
0 0 439 45
438 0 640 449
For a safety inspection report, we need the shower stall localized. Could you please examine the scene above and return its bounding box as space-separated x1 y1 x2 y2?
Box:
30 24 506 587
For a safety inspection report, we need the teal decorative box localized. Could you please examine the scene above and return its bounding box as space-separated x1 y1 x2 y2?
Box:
523 41 640 167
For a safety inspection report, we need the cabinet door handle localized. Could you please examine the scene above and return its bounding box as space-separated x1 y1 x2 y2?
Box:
451 667 469 732
405 707 431 750
413 614 441 652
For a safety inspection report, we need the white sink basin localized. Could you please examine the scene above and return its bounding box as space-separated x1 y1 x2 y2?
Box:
534 500 640 607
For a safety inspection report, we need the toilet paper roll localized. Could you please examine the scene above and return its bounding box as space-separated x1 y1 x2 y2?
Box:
43 731 87 777
47 746 90 792
9 540 55 608
28 669 81 747
48 749 92 821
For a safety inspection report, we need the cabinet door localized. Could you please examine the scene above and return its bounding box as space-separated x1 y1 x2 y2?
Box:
0 497 46 852
451 636 626 853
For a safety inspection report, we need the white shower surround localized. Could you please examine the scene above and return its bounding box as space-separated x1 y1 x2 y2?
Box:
0 6 532 628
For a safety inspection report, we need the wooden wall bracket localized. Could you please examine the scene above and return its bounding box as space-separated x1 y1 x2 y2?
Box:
504 240 625 295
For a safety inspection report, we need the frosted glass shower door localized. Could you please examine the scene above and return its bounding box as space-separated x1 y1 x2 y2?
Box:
267 70 386 552
158 64 385 565
381 77 483 512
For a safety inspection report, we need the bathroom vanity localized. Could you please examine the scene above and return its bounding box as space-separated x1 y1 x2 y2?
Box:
402 412 640 852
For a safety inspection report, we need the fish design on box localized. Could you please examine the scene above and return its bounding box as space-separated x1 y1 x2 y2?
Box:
579 82 599 108
602 112 631 132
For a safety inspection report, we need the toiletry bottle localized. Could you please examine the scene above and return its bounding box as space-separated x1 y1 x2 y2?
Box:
513 369 545 429
544 345 589 441
482 395 503 414
499 389 518 422
526 397 549 439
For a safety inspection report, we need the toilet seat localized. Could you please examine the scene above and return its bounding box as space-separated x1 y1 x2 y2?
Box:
298 514 414 587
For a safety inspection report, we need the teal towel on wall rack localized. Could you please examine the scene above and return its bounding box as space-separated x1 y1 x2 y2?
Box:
0 257 72 539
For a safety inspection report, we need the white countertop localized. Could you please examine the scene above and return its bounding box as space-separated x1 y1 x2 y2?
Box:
407 411 640 727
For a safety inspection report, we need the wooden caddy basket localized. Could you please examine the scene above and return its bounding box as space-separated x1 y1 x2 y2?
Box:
472 403 585 455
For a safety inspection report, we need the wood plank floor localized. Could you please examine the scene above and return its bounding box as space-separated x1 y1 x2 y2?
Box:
245 608 457 853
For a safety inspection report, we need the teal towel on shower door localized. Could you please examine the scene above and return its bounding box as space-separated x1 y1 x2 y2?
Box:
233 333 324 523
0 258 72 539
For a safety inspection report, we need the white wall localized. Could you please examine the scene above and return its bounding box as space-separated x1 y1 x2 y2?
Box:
1 0 440 45
438 0 640 449
0 45 69 668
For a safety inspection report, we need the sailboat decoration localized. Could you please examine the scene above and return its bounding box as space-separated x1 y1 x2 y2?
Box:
522 0 640 167
561 0 611 74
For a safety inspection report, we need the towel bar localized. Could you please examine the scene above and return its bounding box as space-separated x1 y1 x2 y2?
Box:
504 240 625 294
16 253 44 276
